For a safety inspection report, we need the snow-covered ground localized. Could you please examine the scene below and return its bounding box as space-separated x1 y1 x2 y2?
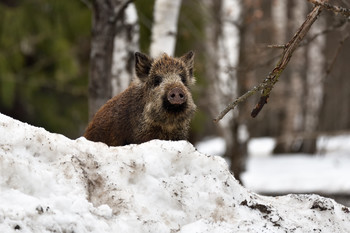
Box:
1 113 350 232
197 136 350 195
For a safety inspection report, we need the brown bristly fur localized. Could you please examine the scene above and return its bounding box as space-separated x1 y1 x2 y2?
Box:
84 51 196 147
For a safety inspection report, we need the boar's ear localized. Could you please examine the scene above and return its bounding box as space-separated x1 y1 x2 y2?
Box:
180 51 195 77
135 52 153 81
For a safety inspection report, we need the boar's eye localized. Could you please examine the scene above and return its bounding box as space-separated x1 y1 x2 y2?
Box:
153 75 162 87
180 74 187 85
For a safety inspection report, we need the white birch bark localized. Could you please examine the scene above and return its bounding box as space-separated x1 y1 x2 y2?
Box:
215 0 241 143
150 0 182 57
204 0 242 161
290 0 307 132
305 16 326 133
219 0 244 178
280 0 307 152
271 0 287 44
111 3 139 96
204 0 219 115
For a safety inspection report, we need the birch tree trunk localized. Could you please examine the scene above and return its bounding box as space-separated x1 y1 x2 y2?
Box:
89 0 115 119
111 3 139 96
205 0 243 179
274 0 307 153
273 1 326 154
271 0 287 44
88 0 139 119
219 0 243 178
303 16 326 153
150 0 182 57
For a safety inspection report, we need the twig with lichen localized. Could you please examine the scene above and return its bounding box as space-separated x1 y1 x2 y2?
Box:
214 5 322 122
214 0 350 122
307 0 350 17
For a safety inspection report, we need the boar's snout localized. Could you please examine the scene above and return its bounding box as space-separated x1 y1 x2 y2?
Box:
167 87 187 105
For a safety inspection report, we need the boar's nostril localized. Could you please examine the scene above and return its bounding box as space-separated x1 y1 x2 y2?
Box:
167 87 187 105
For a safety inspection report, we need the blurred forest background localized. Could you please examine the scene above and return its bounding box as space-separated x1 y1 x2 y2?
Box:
0 0 349 178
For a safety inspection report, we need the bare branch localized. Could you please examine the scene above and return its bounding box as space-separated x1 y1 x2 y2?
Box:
308 0 350 17
251 5 323 117
214 6 322 122
214 1 350 123
213 85 263 123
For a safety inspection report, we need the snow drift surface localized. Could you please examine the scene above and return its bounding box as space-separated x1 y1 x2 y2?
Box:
1 113 350 233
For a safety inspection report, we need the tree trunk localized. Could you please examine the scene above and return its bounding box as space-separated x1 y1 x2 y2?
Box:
271 0 287 44
88 0 138 119
303 16 326 153
111 3 139 96
274 0 307 154
205 0 243 180
272 1 326 154
219 0 243 180
150 0 182 57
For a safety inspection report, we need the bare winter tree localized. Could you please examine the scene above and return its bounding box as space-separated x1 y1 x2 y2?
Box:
271 0 287 45
274 0 308 153
111 3 139 97
303 15 327 153
274 1 326 154
150 0 182 57
88 0 139 119
204 0 243 179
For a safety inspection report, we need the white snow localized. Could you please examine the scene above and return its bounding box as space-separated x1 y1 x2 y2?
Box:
244 135 350 194
197 136 350 195
196 137 226 157
1 113 350 232
242 154 350 194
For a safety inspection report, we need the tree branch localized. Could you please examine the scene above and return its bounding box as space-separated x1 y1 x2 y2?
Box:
214 5 323 122
214 0 350 122
213 85 263 123
251 5 323 117
307 0 350 17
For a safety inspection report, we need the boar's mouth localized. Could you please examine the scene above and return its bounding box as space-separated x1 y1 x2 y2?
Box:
162 96 187 114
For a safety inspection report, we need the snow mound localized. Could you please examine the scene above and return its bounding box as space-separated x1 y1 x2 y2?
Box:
1 113 350 232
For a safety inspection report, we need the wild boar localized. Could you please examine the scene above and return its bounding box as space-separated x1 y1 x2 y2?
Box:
84 51 196 146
